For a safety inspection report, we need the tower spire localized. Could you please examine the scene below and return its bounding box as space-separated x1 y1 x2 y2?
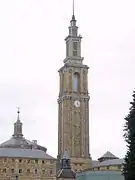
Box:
63 0 84 64
72 0 75 20
13 108 23 138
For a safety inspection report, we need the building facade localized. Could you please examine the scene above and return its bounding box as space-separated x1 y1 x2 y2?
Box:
0 110 56 180
92 151 123 172
57 11 92 172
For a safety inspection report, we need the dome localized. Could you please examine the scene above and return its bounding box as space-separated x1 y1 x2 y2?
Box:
0 136 47 153
0 109 54 159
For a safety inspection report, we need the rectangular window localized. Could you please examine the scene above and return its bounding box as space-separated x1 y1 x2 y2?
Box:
73 42 78 50
73 50 77 56
27 169 30 173
42 169 45 174
35 159 38 163
11 169 14 173
3 169 6 173
66 43 69 56
117 165 121 169
4 158 7 162
73 42 78 56
35 169 37 174
19 169 22 173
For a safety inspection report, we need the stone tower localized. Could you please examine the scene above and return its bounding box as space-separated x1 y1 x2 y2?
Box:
57 1 92 172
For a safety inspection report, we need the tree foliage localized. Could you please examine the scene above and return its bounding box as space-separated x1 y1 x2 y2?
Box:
123 91 135 179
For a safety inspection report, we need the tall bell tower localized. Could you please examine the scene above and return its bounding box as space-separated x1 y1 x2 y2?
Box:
57 1 92 172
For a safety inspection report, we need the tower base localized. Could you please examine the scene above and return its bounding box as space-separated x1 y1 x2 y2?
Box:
70 157 92 172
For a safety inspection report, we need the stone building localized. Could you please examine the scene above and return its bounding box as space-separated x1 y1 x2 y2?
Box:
92 151 123 172
57 3 92 172
0 109 56 180
0 1 124 179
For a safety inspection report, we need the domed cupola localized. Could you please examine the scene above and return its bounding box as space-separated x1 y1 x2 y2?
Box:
0 109 47 153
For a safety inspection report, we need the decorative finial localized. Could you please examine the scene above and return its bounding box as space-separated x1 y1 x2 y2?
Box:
12 107 23 137
17 107 20 114
73 0 74 16
17 107 20 121
72 0 75 20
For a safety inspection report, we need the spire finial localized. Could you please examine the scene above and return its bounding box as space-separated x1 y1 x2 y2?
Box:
17 107 20 121
73 0 74 16
13 107 23 137
72 0 75 20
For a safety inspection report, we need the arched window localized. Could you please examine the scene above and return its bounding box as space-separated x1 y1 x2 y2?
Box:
73 72 80 92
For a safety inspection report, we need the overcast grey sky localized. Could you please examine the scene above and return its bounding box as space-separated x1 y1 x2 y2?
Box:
0 0 134 160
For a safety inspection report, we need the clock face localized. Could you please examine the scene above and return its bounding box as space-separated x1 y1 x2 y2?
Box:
74 100 80 107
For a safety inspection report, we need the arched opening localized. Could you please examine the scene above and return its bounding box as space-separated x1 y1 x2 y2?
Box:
73 72 80 92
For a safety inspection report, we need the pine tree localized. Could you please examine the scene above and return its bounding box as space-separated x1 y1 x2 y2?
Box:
123 91 135 179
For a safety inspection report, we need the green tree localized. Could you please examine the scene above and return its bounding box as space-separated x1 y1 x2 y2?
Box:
123 91 135 179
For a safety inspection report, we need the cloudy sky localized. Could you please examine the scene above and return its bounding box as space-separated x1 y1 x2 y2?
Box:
0 0 135 160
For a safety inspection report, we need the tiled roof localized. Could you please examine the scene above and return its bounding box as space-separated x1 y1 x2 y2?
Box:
57 169 76 178
100 158 123 166
92 158 123 168
99 151 118 159
0 148 55 159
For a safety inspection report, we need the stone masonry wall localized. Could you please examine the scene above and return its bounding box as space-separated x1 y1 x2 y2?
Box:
0 157 56 180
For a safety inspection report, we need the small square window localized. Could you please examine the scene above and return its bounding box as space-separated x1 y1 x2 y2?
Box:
50 160 53 164
117 165 121 169
42 160 44 164
35 159 38 163
4 158 7 162
42 169 45 174
19 169 22 173
19 159 22 163
35 169 37 174
3 169 6 173
27 169 30 173
27 160 30 163
11 169 14 173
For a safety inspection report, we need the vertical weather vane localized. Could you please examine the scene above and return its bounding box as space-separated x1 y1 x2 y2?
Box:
17 107 20 114
16 107 20 121
73 0 75 16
